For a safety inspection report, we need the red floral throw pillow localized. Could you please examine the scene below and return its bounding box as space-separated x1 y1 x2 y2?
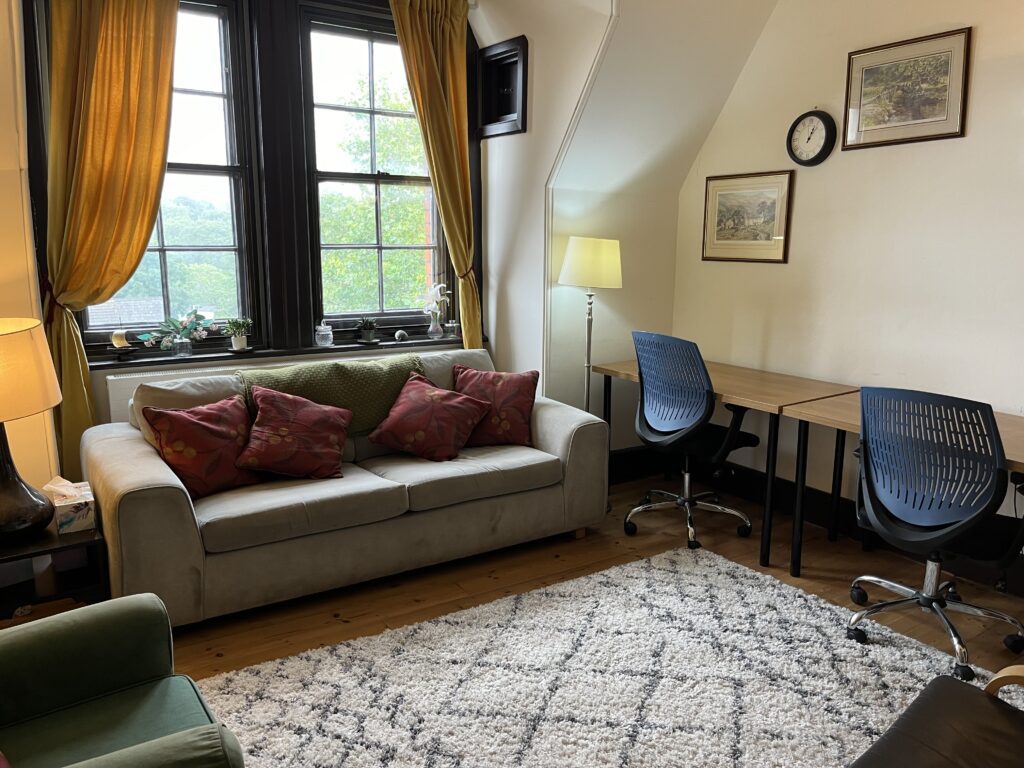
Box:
236 386 353 478
453 365 540 447
369 372 490 461
143 395 262 499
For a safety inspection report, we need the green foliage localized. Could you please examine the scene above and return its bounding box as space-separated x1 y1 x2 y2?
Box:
221 317 252 337
137 308 211 350
356 316 378 330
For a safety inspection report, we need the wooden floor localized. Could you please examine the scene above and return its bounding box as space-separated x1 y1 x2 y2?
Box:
174 477 1024 679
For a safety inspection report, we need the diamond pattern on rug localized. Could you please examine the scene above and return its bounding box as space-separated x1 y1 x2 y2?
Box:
200 548 1024 767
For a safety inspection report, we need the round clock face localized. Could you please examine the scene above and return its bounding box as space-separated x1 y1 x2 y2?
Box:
786 110 836 166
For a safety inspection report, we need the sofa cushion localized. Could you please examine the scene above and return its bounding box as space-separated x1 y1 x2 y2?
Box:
194 464 408 553
0 675 213 768
143 396 262 500
132 375 244 448
237 386 353 479
453 365 539 447
420 348 495 389
359 445 562 511
369 373 490 461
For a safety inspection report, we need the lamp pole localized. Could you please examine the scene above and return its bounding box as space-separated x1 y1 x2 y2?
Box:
584 288 594 412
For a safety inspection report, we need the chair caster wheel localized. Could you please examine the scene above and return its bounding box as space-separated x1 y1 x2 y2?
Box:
953 664 975 682
850 586 869 606
946 589 961 603
736 523 752 538
687 539 702 550
1004 634 1024 654
846 627 867 644
638 495 651 506
624 520 638 537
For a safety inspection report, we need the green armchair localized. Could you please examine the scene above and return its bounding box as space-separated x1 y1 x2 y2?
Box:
0 594 243 767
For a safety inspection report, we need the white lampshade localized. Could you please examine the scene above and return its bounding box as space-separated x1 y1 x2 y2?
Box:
558 236 622 290
0 318 62 423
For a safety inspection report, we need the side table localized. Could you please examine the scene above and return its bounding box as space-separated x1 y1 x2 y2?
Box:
0 521 109 624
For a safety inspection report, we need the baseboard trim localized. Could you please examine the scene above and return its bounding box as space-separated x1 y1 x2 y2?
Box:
609 447 1024 597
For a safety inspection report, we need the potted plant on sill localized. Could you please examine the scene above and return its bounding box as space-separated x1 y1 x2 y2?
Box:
137 309 211 357
222 318 253 351
356 317 378 342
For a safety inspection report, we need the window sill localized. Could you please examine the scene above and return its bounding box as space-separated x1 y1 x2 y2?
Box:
86 336 464 371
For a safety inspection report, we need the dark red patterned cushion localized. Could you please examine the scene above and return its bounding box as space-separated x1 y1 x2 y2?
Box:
453 365 539 447
143 395 262 499
236 386 353 478
369 372 490 461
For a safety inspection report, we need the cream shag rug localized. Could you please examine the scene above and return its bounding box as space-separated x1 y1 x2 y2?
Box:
200 548 1017 767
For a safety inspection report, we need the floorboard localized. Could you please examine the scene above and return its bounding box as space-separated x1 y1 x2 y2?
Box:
174 477 1024 680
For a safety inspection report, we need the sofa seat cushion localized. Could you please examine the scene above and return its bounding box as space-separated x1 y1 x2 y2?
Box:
0 675 213 768
194 465 408 553
359 445 562 512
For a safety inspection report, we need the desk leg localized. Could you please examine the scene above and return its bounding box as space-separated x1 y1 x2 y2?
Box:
759 413 780 567
602 374 612 426
790 420 810 577
828 430 847 542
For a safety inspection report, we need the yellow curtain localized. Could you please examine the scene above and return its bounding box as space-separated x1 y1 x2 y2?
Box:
45 0 178 479
389 0 481 349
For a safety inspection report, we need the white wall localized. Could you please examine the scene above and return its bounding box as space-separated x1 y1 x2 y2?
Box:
0 0 58 487
673 0 1024 493
468 0 611 378
547 0 777 448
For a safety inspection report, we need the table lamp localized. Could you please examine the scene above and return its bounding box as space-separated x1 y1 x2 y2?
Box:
558 236 622 412
0 318 62 537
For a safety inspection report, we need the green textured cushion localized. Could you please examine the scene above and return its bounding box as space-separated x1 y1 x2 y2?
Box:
0 676 214 768
237 354 423 435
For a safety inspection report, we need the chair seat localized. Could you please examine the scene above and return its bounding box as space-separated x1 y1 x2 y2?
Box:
0 675 214 768
646 421 759 458
195 464 409 553
360 445 563 512
852 676 1024 767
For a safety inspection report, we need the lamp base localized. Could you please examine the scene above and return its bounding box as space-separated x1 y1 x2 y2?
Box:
0 422 54 539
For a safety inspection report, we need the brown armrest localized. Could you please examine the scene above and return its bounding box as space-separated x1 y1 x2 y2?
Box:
984 664 1024 696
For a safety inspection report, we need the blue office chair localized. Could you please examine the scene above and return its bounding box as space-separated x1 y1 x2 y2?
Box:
624 332 759 548
847 387 1024 680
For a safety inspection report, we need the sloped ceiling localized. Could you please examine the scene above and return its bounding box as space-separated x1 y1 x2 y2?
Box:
554 0 778 197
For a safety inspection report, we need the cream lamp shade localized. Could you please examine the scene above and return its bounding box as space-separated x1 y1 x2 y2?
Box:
558 237 622 290
0 318 62 423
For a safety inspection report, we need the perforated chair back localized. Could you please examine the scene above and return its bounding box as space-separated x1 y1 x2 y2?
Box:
860 387 1007 542
632 331 715 447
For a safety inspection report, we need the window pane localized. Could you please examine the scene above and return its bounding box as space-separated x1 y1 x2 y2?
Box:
321 249 379 313
383 249 433 311
86 251 164 326
311 31 369 108
373 42 413 112
174 11 224 93
314 108 371 173
167 251 239 320
167 92 228 165
319 182 376 245
380 184 434 245
375 115 427 175
161 173 235 246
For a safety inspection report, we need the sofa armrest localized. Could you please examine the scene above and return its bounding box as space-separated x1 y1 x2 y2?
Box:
0 594 173 727
82 423 206 625
532 396 609 528
66 724 244 768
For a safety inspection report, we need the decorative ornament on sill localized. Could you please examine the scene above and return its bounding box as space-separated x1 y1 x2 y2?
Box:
137 308 213 357
315 320 334 347
423 284 450 340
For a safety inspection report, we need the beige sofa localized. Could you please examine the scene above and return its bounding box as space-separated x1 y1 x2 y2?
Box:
81 349 608 626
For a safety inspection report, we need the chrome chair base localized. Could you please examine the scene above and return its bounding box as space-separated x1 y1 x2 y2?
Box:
846 559 1024 681
624 472 752 548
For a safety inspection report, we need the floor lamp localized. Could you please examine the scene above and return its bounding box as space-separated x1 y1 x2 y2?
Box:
558 236 622 413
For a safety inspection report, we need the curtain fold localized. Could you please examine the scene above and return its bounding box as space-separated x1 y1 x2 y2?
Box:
389 0 481 350
45 0 177 479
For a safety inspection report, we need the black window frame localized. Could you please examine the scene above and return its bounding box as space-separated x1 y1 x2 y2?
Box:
21 0 481 366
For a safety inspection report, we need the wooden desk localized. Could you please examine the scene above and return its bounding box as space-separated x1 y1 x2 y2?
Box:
594 358 858 567
782 392 1024 577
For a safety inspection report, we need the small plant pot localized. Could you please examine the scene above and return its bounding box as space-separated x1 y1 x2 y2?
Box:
360 330 376 342
173 338 193 357
230 335 248 351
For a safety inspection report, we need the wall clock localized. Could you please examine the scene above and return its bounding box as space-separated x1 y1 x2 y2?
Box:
786 110 837 166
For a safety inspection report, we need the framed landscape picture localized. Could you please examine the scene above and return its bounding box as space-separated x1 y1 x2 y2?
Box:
702 171 793 264
843 27 971 150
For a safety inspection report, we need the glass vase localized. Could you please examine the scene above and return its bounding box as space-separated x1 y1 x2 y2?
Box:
427 312 444 340
173 337 193 357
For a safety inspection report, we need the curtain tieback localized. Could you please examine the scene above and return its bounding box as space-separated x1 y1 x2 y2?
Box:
40 275 66 325
457 265 475 281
